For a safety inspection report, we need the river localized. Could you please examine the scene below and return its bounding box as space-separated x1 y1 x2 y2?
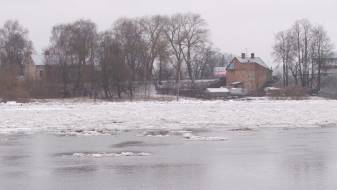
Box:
1 127 336 190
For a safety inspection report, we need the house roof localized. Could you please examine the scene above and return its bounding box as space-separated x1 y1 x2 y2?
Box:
235 57 270 69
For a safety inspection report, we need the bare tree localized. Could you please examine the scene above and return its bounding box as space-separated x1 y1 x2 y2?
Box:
311 25 333 90
70 20 98 97
273 19 334 92
153 35 172 87
46 24 74 97
0 20 33 100
0 20 33 75
46 20 98 97
163 14 186 100
193 45 214 80
113 18 148 99
273 30 294 87
180 13 208 85
139 15 165 82
97 31 128 99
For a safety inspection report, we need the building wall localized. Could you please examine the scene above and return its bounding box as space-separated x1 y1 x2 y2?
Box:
227 59 271 94
23 63 37 81
320 58 337 98
35 65 45 80
322 58 337 75
23 64 45 81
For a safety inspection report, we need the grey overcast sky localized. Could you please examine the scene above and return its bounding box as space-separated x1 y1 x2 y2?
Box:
1 0 336 65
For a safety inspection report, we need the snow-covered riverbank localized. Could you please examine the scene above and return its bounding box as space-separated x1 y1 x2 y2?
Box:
1 98 337 134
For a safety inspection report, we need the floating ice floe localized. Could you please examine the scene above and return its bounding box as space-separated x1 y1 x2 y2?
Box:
182 133 228 141
169 130 194 136
67 152 151 158
319 123 337 128
141 129 228 141
141 130 171 137
141 129 198 137
115 152 151 157
56 128 117 136
228 127 255 132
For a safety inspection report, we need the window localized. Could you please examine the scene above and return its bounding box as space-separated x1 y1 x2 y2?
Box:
227 63 235 70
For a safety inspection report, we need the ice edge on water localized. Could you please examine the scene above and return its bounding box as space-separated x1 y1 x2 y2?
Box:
182 133 228 141
61 152 152 158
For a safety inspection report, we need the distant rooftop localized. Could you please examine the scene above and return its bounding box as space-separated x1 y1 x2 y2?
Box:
232 53 270 70
236 57 269 69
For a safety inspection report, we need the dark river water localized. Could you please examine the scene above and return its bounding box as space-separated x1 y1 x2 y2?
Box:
1 127 337 190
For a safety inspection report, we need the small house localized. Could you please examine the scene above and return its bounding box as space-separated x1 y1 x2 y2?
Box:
226 53 272 95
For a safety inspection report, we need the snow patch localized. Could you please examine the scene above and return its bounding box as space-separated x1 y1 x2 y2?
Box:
4 101 19 105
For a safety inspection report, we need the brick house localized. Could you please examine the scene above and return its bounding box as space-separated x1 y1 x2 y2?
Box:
226 53 272 95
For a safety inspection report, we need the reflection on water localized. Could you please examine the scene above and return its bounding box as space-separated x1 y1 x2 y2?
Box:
0 128 337 190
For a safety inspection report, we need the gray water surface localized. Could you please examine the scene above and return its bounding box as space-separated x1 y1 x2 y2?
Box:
1 127 337 190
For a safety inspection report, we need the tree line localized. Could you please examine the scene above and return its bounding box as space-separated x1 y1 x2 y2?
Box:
1 16 334 101
0 13 228 100
273 19 334 92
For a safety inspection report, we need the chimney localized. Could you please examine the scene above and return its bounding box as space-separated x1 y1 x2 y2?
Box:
241 53 246 59
251 53 255 59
